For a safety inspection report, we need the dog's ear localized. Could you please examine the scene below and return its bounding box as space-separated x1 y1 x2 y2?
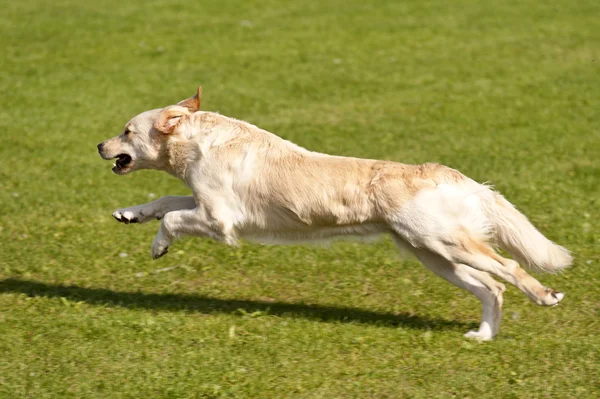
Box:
177 85 202 112
154 106 191 134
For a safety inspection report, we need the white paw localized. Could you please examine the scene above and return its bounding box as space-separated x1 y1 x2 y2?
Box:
113 210 139 224
548 291 565 307
464 330 493 341
538 289 565 307
553 291 565 302
151 233 170 260
113 206 156 224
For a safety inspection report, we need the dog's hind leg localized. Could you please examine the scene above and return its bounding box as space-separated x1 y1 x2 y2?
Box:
442 239 564 307
394 237 505 340
113 196 196 224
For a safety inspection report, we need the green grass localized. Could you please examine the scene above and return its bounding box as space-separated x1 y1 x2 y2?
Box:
1 0 599 397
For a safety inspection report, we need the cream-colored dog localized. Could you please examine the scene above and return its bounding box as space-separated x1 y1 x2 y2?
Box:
98 86 572 340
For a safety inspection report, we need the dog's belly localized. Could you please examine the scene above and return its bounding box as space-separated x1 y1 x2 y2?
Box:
240 223 391 245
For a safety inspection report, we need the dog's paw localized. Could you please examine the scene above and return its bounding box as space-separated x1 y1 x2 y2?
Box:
536 288 565 307
113 209 140 224
113 205 155 224
152 246 168 260
464 330 493 341
151 234 170 260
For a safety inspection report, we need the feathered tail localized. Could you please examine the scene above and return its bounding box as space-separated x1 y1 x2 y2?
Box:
480 188 572 272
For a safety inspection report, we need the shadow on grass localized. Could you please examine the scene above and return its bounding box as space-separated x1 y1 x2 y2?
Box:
0 278 473 331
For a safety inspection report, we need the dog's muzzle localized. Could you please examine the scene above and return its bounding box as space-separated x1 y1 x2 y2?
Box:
97 142 134 174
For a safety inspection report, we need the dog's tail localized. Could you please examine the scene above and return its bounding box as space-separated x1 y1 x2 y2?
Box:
478 186 572 272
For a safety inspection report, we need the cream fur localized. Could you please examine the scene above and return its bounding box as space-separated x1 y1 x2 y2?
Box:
98 87 572 340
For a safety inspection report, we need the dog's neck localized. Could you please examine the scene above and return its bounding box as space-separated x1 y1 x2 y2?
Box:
165 139 201 180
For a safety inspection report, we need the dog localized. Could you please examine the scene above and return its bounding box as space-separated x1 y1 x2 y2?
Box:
97 86 572 340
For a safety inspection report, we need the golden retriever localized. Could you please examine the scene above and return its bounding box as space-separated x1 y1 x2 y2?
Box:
98 86 572 340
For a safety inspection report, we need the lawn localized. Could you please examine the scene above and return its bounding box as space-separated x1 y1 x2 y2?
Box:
0 0 599 397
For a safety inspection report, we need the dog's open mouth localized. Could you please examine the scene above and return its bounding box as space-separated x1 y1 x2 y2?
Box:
112 154 133 173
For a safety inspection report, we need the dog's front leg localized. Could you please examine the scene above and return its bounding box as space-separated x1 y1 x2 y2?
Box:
113 196 196 224
151 207 236 259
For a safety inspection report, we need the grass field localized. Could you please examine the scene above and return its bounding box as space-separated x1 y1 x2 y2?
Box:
1 0 599 397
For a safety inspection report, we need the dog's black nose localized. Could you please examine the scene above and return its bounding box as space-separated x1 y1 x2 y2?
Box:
97 142 104 152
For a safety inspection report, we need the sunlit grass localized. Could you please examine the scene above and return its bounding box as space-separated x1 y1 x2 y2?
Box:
0 0 598 397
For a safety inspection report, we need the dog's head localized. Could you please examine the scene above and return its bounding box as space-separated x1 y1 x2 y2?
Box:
97 86 202 174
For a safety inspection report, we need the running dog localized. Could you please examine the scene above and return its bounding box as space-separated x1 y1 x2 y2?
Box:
97 86 572 340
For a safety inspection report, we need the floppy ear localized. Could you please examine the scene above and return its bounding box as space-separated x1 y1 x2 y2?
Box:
154 106 191 134
177 85 202 112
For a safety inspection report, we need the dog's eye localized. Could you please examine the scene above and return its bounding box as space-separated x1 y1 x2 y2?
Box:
123 129 131 136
